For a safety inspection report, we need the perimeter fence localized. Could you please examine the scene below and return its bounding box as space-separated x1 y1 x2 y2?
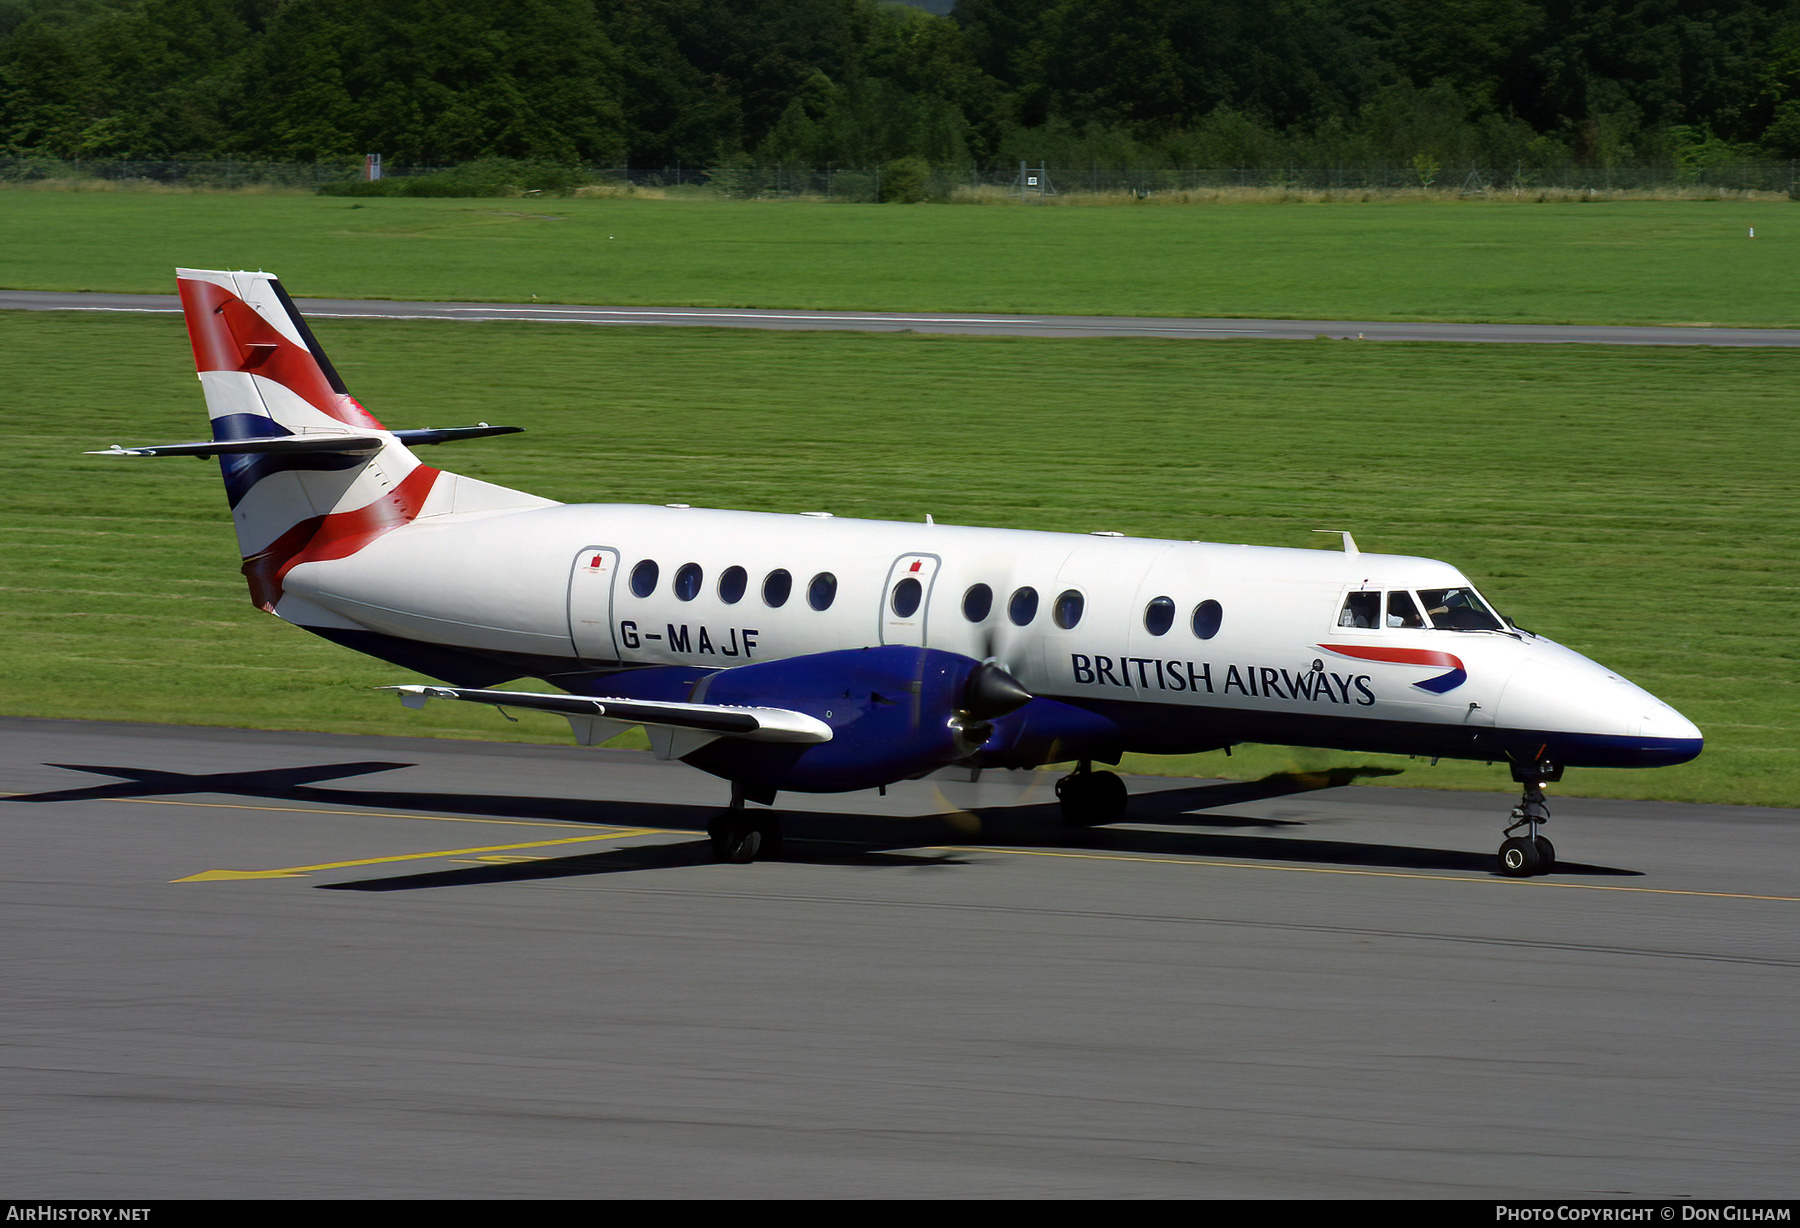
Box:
0 156 376 188
672 161 1800 199
4 156 1797 199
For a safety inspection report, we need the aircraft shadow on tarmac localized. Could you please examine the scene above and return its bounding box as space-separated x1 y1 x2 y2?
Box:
12 758 1642 884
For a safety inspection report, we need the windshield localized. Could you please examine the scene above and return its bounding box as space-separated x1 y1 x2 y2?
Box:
1418 587 1504 631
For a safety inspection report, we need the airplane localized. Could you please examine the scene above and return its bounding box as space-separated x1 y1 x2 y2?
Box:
94 268 1705 875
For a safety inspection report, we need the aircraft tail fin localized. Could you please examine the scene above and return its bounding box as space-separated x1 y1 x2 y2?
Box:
178 267 388 439
92 269 553 619
171 268 445 612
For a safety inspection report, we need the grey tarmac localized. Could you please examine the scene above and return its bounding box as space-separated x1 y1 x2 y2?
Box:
3 716 1794 1198
5 288 1799 345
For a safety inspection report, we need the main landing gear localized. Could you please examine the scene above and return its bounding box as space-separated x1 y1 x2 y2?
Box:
1498 758 1560 877
708 783 782 864
1056 761 1129 827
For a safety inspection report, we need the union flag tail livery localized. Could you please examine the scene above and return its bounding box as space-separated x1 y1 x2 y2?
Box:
100 268 1703 875
164 268 544 621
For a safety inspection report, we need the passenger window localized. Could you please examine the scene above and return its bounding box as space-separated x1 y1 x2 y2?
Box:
1191 599 1223 639
1338 592 1379 628
718 566 747 604
630 559 659 598
808 572 837 611
1144 596 1175 636
1387 591 1425 628
673 562 702 602
962 584 993 622
1008 587 1039 626
763 569 792 608
1052 589 1084 630
891 577 922 618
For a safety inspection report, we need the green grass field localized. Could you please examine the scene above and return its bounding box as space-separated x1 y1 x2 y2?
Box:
3 309 1791 806
1 191 1795 327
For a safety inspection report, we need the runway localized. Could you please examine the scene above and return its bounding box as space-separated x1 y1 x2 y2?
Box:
5 288 1799 346
5 716 1795 1197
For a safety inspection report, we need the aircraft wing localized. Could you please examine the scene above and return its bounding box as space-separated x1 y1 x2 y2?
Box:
381 684 833 759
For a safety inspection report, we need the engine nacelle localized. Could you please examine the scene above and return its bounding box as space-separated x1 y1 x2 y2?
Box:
681 645 1022 794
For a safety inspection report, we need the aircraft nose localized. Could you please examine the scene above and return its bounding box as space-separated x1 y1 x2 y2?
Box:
1496 648 1703 767
1497 653 1635 737
1639 695 1704 750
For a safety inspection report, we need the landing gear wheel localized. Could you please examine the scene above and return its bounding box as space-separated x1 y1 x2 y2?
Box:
1532 835 1556 874
1498 836 1542 878
1499 770 1557 877
708 783 781 864
708 815 763 864
1056 768 1128 827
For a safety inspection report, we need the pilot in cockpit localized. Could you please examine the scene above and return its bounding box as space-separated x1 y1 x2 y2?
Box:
1338 591 1379 628
1338 587 1503 632
1423 587 1502 630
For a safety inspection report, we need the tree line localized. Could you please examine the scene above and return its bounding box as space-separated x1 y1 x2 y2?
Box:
4 0 1799 173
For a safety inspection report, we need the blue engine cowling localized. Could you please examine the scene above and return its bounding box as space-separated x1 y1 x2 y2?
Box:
680 646 1019 794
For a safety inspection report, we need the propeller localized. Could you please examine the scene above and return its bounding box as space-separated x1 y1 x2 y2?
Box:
975 616 1020 678
948 658 1031 755
962 659 1032 721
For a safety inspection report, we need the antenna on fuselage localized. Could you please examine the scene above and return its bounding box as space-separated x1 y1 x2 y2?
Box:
1314 529 1360 556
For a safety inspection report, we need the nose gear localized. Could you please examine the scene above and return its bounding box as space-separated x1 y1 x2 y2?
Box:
1499 779 1554 876
1497 753 1562 877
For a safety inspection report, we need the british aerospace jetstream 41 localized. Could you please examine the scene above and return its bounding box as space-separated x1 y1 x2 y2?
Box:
102 268 1704 874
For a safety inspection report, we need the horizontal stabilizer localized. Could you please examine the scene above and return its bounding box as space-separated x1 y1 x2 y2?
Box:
390 425 523 446
383 685 834 752
89 435 383 459
89 424 520 459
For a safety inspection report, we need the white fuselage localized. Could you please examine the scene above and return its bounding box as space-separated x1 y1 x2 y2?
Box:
278 502 1701 768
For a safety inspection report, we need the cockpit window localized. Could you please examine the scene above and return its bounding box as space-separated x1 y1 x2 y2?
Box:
1338 592 1379 628
1386 591 1425 628
1419 587 1504 631
1339 587 1505 632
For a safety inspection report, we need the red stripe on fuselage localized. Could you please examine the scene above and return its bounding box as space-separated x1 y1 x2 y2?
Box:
241 466 440 610
177 277 384 431
1317 643 1464 670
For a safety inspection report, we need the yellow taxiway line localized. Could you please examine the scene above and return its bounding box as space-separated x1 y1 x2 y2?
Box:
121 796 597 828
12 790 1788 901
174 828 667 881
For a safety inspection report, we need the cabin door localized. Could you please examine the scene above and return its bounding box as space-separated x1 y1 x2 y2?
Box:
879 553 941 646
567 546 621 662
